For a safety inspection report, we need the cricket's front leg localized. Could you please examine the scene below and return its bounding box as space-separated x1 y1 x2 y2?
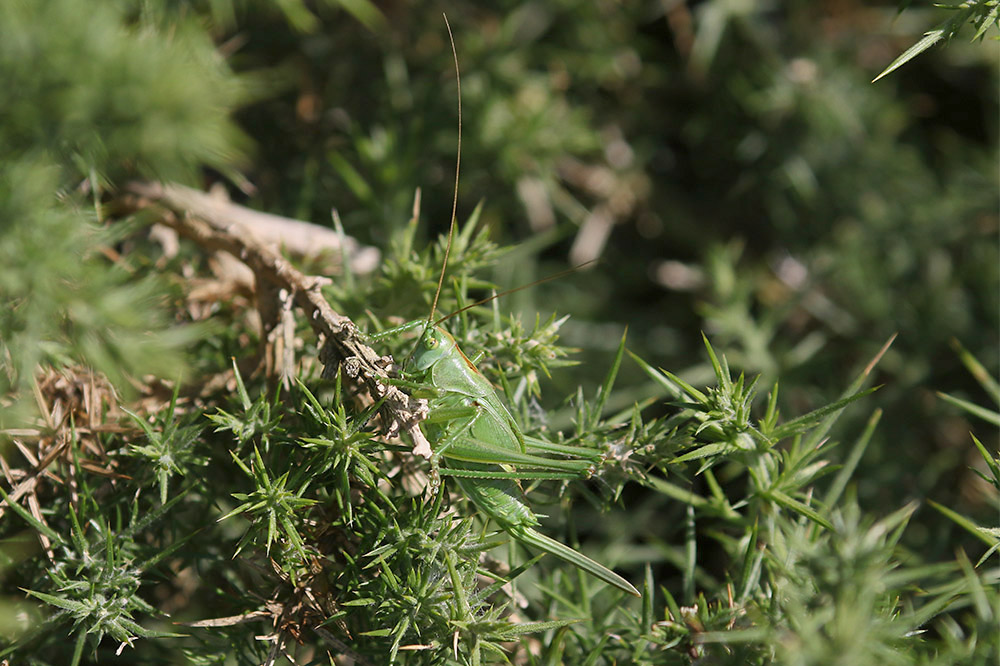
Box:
425 402 484 493
365 319 425 343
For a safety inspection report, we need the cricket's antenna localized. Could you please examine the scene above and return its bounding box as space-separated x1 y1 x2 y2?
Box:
434 260 598 326
429 13 461 325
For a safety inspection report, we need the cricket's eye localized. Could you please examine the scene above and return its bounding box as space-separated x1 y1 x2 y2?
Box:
425 336 439 349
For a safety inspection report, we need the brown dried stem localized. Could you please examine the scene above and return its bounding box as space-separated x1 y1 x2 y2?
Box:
120 182 432 457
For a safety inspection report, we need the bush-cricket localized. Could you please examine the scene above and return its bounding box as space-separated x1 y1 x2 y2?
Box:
370 15 639 598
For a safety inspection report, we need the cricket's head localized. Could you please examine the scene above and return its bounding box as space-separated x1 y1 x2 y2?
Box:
412 324 456 371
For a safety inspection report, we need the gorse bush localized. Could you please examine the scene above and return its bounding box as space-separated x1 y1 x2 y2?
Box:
0 0 245 417
0 1 996 664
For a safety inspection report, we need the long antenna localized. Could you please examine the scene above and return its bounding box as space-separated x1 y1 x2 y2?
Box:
434 260 597 326
429 13 461 324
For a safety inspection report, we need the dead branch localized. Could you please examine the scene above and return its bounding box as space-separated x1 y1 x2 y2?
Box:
128 181 381 274
120 182 432 458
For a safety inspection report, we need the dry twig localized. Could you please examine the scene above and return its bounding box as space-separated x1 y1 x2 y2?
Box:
119 182 431 457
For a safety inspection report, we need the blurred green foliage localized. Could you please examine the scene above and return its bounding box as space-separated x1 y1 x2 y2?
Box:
229 0 997 558
0 0 997 663
0 0 246 418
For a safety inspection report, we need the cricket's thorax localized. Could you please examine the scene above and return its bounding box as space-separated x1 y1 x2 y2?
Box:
414 326 492 400
411 324 527 456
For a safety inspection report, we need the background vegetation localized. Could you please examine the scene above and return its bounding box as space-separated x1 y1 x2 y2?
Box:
0 0 996 664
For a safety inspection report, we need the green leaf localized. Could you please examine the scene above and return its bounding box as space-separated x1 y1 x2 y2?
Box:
873 28 947 82
490 618 582 639
592 328 628 427
928 499 999 550
0 483 62 543
329 150 374 203
823 408 882 507
22 589 87 613
672 441 732 464
771 387 878 441
937 391 1000 427
950 337 1000 405
765 489 834 530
